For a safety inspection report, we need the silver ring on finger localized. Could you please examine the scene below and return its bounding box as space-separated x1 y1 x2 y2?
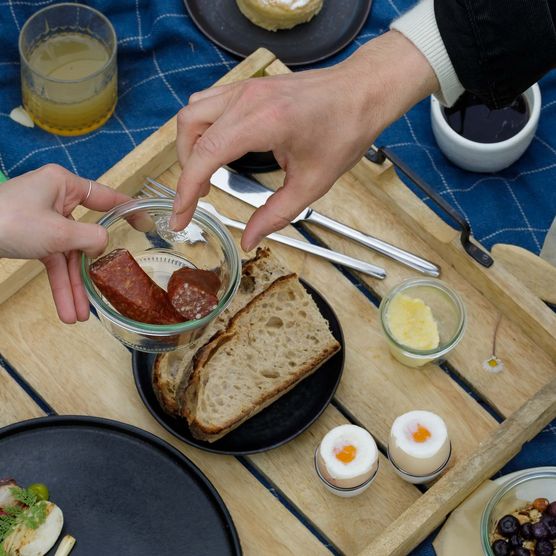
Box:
83 179 93 204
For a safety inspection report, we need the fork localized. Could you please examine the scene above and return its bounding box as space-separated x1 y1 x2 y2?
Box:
140 177 387 280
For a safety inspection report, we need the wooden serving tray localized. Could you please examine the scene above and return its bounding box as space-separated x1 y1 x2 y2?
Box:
1 49 555 555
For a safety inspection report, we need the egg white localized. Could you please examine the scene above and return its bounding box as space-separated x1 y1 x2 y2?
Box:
319 424 377 480
390 410 448 459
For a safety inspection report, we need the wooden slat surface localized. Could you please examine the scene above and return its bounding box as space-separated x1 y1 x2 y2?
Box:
0 159 498 553
0 368 44 426
262 59 556 417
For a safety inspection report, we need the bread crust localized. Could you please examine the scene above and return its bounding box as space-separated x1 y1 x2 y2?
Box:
183 274 340 442
152 247 286 416
152 354 179 415
188 341 338 442
152 248 341 443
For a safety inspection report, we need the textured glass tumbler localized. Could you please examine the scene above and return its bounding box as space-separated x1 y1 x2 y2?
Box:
19 3 117 136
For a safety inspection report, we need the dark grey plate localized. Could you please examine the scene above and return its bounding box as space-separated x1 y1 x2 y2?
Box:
184 0 372 66
133 280 344 455
227 152 280 174
0 416 241 555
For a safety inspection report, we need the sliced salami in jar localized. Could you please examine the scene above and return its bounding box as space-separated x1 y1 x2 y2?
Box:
90 249 184 325
167 268 220 321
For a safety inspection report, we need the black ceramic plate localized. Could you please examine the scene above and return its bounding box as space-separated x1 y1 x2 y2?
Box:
227 152 280 174
0 416 241 555
133 280 344 455
184 0 372 66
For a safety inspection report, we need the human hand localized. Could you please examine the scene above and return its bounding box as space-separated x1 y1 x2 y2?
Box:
0 164 130 324
172 30 438 251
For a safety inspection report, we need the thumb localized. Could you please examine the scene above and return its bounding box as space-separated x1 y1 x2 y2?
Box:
55 219 109 257
241 173 326 252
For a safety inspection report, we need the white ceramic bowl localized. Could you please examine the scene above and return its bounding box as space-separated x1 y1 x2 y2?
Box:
431 84 541 173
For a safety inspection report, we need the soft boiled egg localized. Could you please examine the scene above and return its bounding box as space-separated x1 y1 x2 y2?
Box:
389 410 450 476
317 424 378 489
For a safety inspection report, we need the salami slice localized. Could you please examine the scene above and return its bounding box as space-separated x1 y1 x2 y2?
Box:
167 268 220 320
169 267 221 296
90 249 184 325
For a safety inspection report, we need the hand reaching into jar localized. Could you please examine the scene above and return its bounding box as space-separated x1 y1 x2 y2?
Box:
171 30 439 251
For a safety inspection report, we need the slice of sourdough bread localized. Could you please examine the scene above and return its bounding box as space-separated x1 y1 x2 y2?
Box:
153 248 291 415
183 274 341 442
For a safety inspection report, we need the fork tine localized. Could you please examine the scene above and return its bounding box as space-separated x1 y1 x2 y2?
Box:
145 176 176 198
143 183 169 198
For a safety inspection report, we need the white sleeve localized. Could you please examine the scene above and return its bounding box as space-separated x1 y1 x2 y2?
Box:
390 0 464 106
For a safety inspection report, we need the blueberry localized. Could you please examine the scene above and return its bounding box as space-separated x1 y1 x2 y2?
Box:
491 539 510 556
509 534 523 548
522 523 535 540
498 515 520 537
534 539 554 556
533 521 550 540
513 548 531 556
542 516 556 540
546 502 556 518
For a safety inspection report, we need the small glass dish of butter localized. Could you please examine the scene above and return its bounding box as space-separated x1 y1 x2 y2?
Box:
379 278 466 368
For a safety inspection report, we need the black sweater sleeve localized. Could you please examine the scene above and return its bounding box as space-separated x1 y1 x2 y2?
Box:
434 0 556 108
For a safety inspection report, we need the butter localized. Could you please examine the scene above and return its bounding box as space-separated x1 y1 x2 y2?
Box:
386 294 440 350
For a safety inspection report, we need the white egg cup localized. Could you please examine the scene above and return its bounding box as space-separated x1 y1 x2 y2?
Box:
387 442 452 485
431 84 541 173
313 446 379 498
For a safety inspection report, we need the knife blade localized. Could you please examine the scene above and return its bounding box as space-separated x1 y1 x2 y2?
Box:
211 167 441 277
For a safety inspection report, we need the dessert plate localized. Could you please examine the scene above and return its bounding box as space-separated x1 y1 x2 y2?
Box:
184 0 372 65
133 280 345 455
0 416 241 555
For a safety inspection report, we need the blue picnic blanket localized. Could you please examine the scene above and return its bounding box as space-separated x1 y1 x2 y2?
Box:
1 0 555 253
0 1 554 555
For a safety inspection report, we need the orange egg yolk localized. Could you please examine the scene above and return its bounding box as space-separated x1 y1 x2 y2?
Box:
334 444 357 464
412 424 431 443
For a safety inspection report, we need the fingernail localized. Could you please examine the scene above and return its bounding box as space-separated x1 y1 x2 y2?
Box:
244 235 262 252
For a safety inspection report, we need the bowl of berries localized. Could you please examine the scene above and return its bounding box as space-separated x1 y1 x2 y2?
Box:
481 468 556 556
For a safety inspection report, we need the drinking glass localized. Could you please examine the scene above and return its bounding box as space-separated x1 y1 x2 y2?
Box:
19 3 117 136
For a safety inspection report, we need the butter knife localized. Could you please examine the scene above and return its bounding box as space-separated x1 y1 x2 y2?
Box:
211 167 440 277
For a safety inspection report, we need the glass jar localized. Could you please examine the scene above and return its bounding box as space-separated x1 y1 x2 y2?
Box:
481 469 556 554
379 278 466 368
19 3 117 135
81 198 241 353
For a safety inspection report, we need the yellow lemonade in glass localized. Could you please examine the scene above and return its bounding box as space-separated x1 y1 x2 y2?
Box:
19 4 117 136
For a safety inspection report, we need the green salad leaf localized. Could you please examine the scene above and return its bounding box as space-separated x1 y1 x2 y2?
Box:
0 486 48 553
